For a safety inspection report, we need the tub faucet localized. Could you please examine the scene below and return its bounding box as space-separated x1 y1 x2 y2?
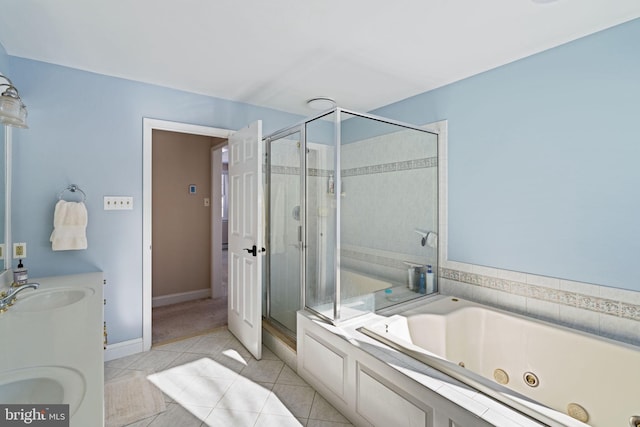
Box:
0 282 39 312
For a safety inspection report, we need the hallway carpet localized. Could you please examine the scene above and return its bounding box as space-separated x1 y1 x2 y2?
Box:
152 297 228 345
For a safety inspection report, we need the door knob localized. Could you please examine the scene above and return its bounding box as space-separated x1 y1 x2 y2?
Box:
243 245 265 256
244 245 258 256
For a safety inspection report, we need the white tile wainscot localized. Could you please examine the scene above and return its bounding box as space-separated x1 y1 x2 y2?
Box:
297 310 541 427
439 267 640 346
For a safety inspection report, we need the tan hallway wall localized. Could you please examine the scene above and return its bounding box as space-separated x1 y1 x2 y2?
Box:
152 130 222 298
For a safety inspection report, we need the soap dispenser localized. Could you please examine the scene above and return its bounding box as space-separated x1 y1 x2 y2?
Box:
13 259 28 286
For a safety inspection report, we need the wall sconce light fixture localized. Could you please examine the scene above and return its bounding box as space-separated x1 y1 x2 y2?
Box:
0 74 28 128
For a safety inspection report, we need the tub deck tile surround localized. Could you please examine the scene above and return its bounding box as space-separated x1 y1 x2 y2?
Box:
576 294 599 311
440 267 640 344
596 298 619 315
559 305 600 335
496 291 527 314
543 288 561 303
510 281 530 297
600 314 640 343
621 302 640 320
557 291 578 307
526 298 561 322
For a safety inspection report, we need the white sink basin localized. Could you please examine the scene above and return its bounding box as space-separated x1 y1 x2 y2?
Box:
13 287 94 312
0 366 85 415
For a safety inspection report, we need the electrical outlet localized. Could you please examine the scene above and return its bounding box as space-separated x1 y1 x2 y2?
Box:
13 242 27 259
104 196 134 210
0 244 4 258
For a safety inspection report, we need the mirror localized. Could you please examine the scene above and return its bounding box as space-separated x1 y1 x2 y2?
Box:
0 126 5 272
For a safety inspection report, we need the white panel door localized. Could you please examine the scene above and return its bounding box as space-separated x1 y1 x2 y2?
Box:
228 121 263 360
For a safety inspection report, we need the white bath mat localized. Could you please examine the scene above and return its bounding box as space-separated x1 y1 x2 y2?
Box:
105 370 166 427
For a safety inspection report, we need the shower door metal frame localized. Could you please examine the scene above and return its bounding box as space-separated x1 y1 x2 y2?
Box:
333 111 342 321
263 124 306 335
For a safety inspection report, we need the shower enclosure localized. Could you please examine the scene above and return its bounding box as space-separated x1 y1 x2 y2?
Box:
264 108 438 336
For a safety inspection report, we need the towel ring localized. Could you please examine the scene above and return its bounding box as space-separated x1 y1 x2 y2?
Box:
58 184 87 202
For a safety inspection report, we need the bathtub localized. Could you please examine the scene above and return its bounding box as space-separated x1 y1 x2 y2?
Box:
360 296 640 427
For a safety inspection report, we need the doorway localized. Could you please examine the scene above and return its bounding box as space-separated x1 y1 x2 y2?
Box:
150 129 228 344
142 119 233 351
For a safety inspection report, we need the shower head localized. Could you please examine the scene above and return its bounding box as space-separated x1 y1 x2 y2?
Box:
415 229 437 247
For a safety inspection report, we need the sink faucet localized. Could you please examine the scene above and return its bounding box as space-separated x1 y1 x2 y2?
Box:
0 282 39 312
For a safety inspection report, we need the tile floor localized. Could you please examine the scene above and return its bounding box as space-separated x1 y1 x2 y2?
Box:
104 328 353 427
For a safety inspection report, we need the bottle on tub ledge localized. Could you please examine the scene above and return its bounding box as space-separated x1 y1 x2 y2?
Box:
426 265 435 294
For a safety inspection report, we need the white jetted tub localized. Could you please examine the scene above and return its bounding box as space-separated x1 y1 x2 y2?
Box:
361 297 640 427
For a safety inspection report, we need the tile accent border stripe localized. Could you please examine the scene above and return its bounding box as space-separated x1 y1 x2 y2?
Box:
440 267 640 321
342 157 437 177
271 156 437 177
270 165 300 176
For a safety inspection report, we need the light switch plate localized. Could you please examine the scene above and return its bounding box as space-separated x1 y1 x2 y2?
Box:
104 196 133 210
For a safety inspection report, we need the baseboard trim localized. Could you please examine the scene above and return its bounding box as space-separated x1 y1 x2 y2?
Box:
104 338 144 362
152 288 211 308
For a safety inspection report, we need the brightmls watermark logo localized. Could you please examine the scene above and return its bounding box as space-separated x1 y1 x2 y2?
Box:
0 405 69 426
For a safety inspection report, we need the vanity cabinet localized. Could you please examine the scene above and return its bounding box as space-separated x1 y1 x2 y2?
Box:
0 272 104 427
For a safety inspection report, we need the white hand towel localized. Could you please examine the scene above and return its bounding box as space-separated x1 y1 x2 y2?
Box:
50 200 88 250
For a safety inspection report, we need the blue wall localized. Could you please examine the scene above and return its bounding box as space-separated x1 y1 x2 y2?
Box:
0 41 9 73
375 18 640 291
8 57 301 343
6 17 640 345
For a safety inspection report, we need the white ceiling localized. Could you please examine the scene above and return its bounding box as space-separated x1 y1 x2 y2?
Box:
0 0 638 115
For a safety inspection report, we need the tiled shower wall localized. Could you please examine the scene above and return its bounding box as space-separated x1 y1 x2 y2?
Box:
301 128 438 299
433 121 640 346
340 128 438 285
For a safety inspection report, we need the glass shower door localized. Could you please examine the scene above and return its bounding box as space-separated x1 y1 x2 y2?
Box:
266 130 302 334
